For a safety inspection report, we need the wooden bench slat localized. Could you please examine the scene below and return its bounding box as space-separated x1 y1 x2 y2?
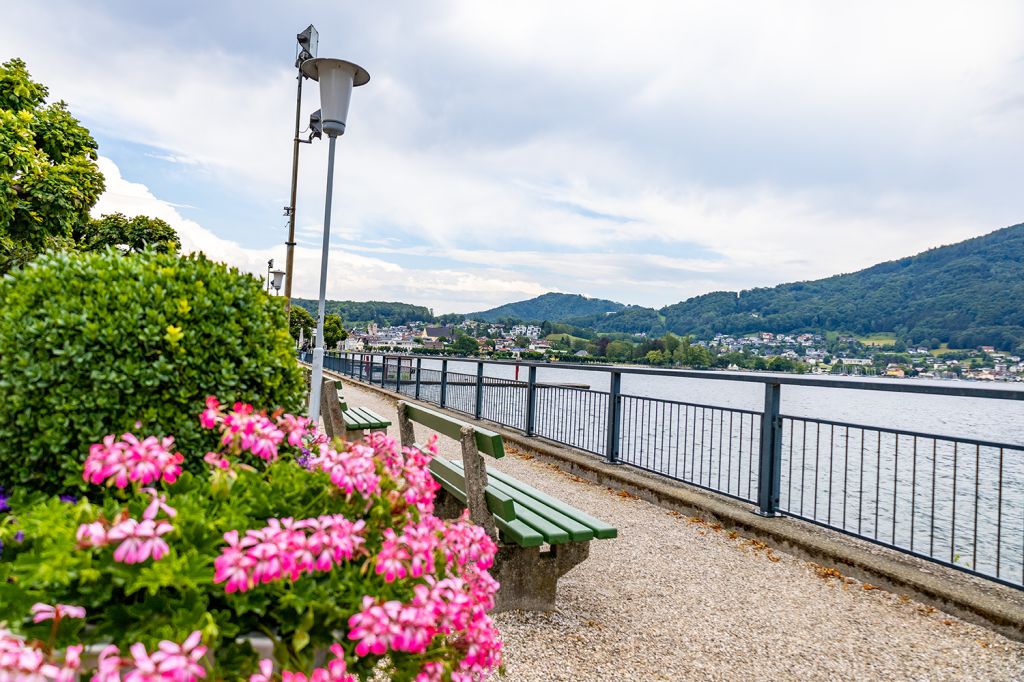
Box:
450 461 594 542
428 457 516 521
404 403 504 458
482 467 618 539
506 501 571 544
494 515 545 548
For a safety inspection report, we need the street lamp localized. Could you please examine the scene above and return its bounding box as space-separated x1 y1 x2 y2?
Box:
265 258 275 293
270 269 286 294
301 56 370 422
283 25 319 317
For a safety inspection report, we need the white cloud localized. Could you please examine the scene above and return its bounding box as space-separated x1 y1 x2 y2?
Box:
4 2 1023 311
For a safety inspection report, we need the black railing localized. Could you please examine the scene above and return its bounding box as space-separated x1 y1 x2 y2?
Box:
303 351 1024 590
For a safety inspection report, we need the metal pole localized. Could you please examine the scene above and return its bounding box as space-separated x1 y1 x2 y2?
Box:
440 359 448 408
525 365 537 436
474 361 484 419
415 357 422 400
755 382 784 516
306 134 338 422
605 371 622 464
283 71 303 316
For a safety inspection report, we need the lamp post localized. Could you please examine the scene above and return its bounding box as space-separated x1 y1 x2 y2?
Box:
283 25 319 317
270 269 286 294
301 57 370 422
265 259 275 293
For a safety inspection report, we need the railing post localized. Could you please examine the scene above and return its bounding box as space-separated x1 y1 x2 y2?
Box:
525 365 537 436
358 354 365 382
380 355 387 388
474 361 484 419
755 382 784 516
414 357 422 400
439 359 448 408
605 371 623 464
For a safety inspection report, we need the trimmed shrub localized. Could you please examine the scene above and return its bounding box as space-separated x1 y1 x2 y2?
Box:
0 249 305 491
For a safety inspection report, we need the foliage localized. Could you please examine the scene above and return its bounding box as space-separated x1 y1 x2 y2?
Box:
323 313 348 349
292 299 432 326
470 292 625 324
0 58 105 273
75 212 181 254
0 399 502 681
289 304 315 343
0 250 305 492
451 336 479 354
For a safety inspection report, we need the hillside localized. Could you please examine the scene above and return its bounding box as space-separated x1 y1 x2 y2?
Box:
470 292 625 323
593 222 1024 350
291 299 432 326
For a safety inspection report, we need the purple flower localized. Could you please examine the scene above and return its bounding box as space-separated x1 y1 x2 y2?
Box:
296 448 313 470
59 495 78 504
15 531 24 543
0 486 9 513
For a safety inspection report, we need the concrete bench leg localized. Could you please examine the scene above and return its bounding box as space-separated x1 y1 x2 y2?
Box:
491 541 591 612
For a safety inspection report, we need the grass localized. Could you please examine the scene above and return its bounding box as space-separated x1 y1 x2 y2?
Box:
545 333 590 344
855 332 897 347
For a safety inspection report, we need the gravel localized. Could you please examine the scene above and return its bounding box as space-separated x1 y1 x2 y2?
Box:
339 379 1024 681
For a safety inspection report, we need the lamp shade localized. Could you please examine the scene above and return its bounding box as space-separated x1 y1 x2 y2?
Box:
270 269 286 291
300 58 370 136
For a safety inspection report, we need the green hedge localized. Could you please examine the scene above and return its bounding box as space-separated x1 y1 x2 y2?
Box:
0 249 305 491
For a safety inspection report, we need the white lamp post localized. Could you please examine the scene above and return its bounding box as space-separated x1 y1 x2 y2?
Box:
300 57 370 423
270 269 286 294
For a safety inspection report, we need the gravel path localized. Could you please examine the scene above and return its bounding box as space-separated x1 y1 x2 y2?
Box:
339 379 1024 681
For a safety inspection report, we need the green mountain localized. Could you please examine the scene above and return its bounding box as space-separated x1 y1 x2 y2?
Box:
291 299 432 326
470 292 626 323
588 222 1024 350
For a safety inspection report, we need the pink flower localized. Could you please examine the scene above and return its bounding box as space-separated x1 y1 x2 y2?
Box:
199 396 222 430
92 633 208 682
30 603 86 623
82 433 184 489
77 521 109 547
107 518 174 564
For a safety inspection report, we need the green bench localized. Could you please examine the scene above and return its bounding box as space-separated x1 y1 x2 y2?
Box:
397 400 616 612
319 378 392 441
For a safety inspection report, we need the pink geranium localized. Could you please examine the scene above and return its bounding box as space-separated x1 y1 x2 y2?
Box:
30 603 86 623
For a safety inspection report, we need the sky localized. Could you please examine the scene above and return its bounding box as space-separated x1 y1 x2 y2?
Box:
2 1 1022 313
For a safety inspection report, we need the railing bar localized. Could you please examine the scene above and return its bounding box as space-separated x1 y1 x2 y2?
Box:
951 443 959 564
827 423 835 526
910 437 917 553
727 410 734 496
813 422 821 520
748 412 755 500
699 407 706 486
973 443 980 571
930 440 937 558
892 434 899 546
996 447 1003 577
610 394 763 416
843 426 850 529
800 420 807 516
717 408 725 490
874 431 882 539
858 428 865 536
737 410 745 497
777 414 1024 452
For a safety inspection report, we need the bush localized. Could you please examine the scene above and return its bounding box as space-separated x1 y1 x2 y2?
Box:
0 249 305 492
0 399 502 681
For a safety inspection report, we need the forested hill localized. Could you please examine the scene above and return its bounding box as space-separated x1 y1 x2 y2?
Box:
470 292 625 322
291 299 433 326
588 222 1024 350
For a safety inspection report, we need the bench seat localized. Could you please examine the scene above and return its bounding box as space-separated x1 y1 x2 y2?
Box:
397 400 617 612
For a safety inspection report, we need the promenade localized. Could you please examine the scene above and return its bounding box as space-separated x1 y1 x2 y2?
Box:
341 379 1024 680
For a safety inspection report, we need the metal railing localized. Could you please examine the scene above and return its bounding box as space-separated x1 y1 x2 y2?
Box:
304 351 1024 589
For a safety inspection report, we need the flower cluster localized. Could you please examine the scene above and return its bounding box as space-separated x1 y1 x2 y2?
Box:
214 515 367 593
308 443 381 499
200 397 309 463
76 490 176 565
92 630 207 682
82 434 184 489
250 644 354 682
31 603 86 623
0 629 82 682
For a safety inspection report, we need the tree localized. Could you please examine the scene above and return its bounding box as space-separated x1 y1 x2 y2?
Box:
289 304 315 343
322 313 347 349
0 58 105 273
452 335 479 355
514 335 530 348
76 212 181 254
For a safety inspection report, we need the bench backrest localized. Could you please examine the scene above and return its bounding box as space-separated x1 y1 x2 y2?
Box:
403 403 505 459
333 380 349 410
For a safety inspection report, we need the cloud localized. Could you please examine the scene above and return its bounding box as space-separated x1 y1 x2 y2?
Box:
4 1 1023 311
92 157 548 312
